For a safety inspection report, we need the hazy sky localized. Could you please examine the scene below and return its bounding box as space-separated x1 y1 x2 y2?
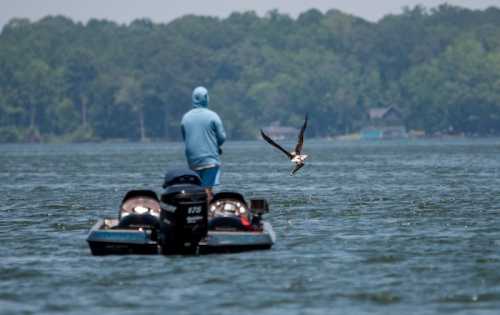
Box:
1 0 499 28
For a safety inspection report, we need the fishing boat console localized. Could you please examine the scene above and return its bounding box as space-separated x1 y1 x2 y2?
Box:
87 169 275 255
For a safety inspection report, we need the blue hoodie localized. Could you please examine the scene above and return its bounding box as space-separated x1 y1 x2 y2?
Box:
181 87 226 169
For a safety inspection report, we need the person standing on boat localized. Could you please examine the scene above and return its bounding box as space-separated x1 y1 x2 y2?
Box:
181 86 226 201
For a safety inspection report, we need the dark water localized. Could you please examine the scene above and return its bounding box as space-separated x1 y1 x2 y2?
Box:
1 139 500 315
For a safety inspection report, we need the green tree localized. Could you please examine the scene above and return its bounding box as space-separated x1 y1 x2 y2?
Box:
114 75 148 141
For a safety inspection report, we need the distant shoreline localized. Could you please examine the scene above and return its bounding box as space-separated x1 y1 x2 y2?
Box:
2 135 500 145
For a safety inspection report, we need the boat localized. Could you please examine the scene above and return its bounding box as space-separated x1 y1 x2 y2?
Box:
87 169 275 255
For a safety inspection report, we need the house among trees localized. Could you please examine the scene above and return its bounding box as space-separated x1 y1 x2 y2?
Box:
360 107 408 140
261 121 299 140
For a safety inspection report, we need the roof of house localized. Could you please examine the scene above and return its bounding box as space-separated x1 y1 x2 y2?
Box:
262 125 298 134
368 106 401 120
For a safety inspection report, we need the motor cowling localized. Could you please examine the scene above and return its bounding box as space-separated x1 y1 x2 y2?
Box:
159 169 208 255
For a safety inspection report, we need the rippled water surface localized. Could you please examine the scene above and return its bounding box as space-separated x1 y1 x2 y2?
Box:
1 139 500 314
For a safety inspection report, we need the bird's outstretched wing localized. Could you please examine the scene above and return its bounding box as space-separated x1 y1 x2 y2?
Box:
291 163 304 175
294 114 308 154
260 129 292 159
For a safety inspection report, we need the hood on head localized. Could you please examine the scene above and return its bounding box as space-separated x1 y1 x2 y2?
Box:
192 86 209 108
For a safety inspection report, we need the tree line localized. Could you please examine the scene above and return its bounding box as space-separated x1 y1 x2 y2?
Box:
1 4 500 142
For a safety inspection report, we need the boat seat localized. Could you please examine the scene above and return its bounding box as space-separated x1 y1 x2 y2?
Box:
121 197 161 215
117 213 160 229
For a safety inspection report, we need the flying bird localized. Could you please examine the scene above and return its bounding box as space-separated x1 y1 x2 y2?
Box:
260 114 309 175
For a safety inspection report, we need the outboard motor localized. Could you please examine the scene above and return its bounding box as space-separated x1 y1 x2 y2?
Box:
159 169 208 255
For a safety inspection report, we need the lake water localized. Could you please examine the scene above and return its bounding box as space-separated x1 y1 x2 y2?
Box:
1 139 500 314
